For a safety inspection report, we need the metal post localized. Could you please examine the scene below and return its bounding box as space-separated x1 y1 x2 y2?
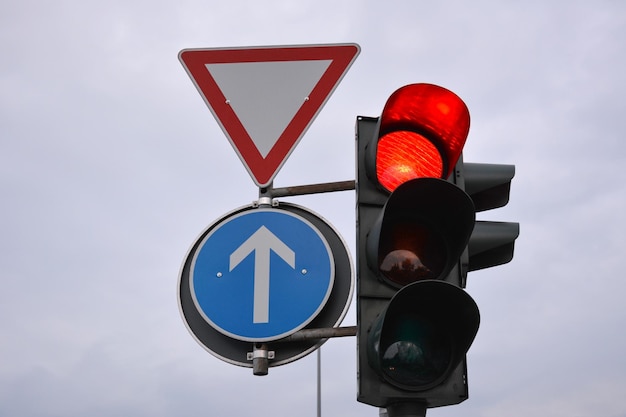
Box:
278 326 357 342
249 343 274 376
263 180 356 198
385 402 427 417
317 347 321 417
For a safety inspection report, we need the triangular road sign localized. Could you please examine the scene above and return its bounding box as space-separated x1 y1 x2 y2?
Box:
179 43 360 187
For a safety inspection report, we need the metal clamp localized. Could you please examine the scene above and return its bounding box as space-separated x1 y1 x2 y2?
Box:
254 196 278 207
247 343 275 376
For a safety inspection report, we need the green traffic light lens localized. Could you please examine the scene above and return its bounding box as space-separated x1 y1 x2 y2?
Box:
381 313 453 389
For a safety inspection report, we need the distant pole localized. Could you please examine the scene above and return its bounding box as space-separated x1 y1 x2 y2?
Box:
317 348 321 417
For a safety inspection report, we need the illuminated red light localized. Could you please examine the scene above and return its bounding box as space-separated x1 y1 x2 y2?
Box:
376 84 470 192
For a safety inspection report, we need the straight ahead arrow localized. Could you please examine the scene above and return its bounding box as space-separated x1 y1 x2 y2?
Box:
229 225 296 323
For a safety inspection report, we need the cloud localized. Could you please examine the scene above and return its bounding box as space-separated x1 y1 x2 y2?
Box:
2 1 626 416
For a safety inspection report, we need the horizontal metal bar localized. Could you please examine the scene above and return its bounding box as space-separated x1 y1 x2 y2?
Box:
266 180 355 198
278 325 357 342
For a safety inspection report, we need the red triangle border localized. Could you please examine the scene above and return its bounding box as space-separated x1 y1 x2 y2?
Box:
179 44 360 187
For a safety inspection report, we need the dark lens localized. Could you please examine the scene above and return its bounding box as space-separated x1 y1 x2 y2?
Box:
381 314 452 388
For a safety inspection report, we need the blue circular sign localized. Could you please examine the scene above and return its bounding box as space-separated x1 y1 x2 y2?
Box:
190 208 335 342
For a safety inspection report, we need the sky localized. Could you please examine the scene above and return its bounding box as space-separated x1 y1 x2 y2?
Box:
1 1 626 416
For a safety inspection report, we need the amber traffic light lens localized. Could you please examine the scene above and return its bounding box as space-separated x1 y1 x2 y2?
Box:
378 221 447 286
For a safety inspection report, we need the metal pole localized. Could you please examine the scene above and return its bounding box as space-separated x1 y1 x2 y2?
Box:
317 347 321 417
279 326 357 342
250 343 272 376
385 402 427 417
264 180 356 198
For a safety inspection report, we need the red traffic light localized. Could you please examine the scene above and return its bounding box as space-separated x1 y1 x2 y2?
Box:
376 84 470 192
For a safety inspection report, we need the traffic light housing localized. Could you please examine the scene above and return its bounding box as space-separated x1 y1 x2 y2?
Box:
356 84 518 415
460 161 520 275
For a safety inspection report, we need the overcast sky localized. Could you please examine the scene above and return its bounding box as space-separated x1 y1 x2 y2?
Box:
1 1 625 416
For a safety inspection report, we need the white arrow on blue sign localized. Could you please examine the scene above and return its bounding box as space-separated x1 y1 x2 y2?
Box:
190 208 335 342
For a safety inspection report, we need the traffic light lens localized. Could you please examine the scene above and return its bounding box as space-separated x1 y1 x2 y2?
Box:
379 222 447 285
381 313 452 389
379 83 471 182
377 131 443 192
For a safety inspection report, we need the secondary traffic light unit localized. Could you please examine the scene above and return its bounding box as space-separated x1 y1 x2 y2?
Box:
356 84 519 417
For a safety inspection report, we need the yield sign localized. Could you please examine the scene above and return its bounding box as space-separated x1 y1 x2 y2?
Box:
179 43 360 187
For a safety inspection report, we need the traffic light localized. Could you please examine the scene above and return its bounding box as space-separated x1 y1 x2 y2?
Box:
356 83 518 416
459 161 520 276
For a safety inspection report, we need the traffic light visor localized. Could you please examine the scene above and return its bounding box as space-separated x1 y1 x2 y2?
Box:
377 84 470 192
